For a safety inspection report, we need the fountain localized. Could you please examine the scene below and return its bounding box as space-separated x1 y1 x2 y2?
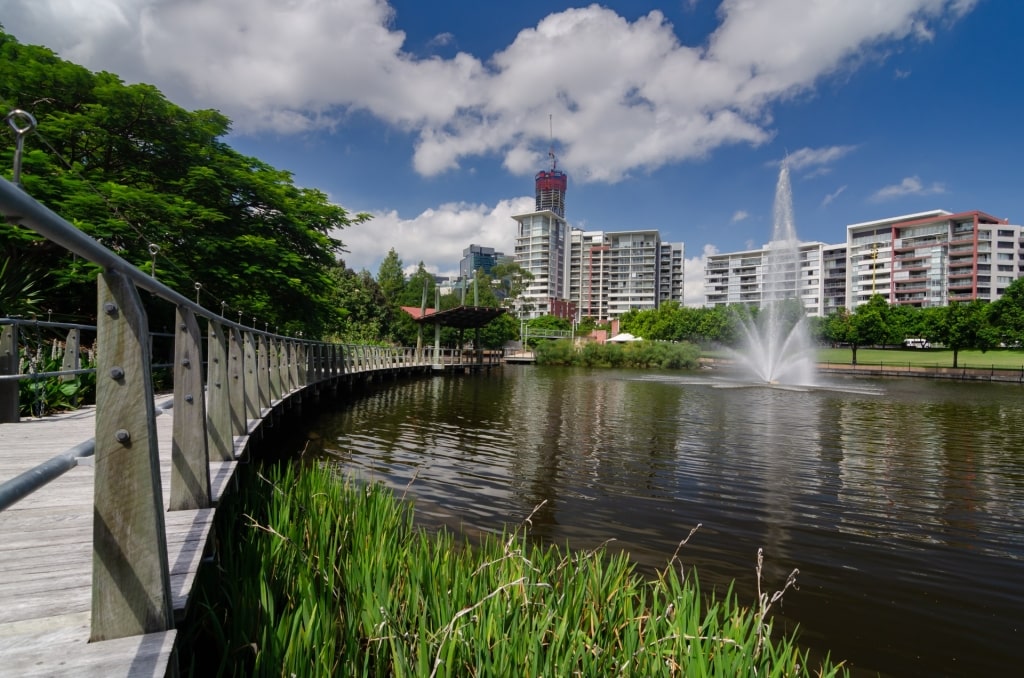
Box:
729 162 817 386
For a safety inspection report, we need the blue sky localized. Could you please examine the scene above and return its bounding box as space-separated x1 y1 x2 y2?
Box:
4 0 1022 304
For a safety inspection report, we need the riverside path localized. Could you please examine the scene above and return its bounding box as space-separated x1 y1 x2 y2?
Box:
0 161 465 675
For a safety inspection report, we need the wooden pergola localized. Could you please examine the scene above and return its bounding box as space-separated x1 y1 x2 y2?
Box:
401 305 507 365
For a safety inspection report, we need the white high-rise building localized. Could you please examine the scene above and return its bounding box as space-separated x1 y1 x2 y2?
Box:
512 209 569 319
567 229 684 322
704 242 833 316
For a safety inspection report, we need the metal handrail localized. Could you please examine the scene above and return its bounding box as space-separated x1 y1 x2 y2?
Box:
0 172 439 642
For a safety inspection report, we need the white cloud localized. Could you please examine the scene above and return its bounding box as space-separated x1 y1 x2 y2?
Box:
731 210 749 222
683 244 719 307
822 185 847 206
871 176 946 201
783 145 858 171
427 32 455 48
1 0 976 184
337 196 535 277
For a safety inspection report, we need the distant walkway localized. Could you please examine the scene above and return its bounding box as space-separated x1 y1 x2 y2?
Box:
817 362 1024 383
701 357 1024 383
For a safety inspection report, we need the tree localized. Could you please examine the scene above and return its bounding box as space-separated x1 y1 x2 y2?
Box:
989 277 1024 347
824 308 860 364
376 248 406 304
927 300 995 368
324 261 393 344
491 261 534 316
525 315 571 347
397 262 436 309
852 294 892 353
1 29 368 336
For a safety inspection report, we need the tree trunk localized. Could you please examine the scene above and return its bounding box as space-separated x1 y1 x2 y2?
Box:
953 349 959 369
851 345 858 366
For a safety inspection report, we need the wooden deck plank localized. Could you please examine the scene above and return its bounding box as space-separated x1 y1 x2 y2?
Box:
0 397 244 677
0 628 176 678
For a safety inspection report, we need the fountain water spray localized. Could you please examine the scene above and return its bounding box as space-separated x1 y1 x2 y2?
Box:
731 162 816 385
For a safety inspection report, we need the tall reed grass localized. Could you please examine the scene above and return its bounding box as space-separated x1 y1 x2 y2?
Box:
182 463 846 676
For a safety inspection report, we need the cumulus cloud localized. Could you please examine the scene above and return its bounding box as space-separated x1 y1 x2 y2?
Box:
2 0 977 184
731 210 749 222
683 244 720 307
871 176 946 201
338 196 535 277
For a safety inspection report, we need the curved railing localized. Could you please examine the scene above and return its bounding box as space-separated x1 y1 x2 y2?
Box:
0 174 438 642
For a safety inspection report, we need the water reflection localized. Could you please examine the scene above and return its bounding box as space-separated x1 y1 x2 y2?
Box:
307 367 1024 677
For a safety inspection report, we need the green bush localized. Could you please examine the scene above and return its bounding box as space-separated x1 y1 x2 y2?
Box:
534 339 701 370
17 343 96 417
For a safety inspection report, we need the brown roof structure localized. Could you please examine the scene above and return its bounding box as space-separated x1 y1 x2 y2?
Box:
400 305 506 329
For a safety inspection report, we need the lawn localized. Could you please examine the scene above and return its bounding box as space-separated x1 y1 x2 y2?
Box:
816 347 1024 370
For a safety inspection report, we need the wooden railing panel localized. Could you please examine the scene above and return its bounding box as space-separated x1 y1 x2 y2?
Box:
170 306 211 511
228 327 246 443
243 331 258 424
206 320 233 461
269 337 283 403
91 269 173 641
257 334 270 413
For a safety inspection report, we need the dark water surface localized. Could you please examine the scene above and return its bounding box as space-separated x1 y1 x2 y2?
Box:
304 366 1024 676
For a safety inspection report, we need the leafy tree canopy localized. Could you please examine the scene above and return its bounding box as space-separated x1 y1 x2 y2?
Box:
0 28 369 336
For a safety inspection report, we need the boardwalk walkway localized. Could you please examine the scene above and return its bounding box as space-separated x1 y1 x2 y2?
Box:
0 398 239 676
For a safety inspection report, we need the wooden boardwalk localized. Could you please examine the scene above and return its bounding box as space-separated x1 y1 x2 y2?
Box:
0 399 239 677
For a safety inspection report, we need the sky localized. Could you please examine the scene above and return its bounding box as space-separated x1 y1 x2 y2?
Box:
3 0 1023 305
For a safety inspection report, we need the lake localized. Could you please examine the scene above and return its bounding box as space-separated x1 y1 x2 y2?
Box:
302 365 1024 676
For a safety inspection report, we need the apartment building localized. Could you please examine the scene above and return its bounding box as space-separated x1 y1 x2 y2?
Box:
847 210 1023 308
567 229 685 322
659 241 686 306
704 242 832 316
512 209 569 319
702 208 1024 315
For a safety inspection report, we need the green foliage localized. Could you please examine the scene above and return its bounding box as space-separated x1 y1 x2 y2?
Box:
477 311 518 349
17 342 96 416
989 277 1024 347
534 339 701 369
182 462 847 677
927 300 995 368
527 315 572 332
0 255 44 317
490 261 533 312
396 262 436 308
620 304 740 345
1 29 368 334
376 248 406 304
324 262 395 344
